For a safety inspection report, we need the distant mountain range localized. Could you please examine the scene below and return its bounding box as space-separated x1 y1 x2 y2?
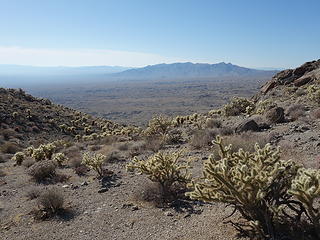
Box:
112 62 277 79
0 62 278 87
0 65 131 76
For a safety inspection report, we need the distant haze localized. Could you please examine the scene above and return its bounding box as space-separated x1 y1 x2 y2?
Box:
0 62 278 88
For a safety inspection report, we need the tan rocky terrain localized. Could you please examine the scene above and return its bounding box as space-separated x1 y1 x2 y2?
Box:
1 60 320 240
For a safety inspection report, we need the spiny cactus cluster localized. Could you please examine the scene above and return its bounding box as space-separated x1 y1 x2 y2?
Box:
11 151 26 165
143 115 173 136
82 152 106 177
127 150 191 195
223 97 255 116
289 168 320 235
307 84 320 104
52 153 68 167
254 99 278 114
187 136 320 238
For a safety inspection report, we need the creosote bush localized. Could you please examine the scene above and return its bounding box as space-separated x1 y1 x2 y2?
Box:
127 150 191 197
82 152 106 177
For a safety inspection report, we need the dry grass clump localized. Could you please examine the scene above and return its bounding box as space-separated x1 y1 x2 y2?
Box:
129 141 146 157
205 118 222 128
33 188 65 219
26 186 41 200
22 158 35 168
1 128 17 140
189 129 218 149
219 132 270 154
144 136 163 152
310 108 320 119
1 142 20 154
28 160 56 182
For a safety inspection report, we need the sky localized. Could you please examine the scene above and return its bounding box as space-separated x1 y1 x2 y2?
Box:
0 0 319 68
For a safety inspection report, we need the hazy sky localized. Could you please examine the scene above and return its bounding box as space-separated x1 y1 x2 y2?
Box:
0 0 319 68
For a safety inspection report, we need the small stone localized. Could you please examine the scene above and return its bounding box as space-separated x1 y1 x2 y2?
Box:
81 181 88 186
62 185 69 188
164 211 173 217
98 188 108 193
131 206 139 211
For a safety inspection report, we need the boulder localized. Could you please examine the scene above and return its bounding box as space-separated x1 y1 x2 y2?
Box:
235 119 260 133
294 76 313 87
265 107 285 124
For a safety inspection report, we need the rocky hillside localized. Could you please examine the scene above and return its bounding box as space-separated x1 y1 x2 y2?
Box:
1 60 320 240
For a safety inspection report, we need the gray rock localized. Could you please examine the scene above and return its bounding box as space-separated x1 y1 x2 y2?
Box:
235 119 259 133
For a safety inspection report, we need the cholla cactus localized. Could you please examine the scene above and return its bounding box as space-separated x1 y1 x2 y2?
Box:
32 147 46 161
289 168 320 236
82 152 106 177
127 151 191 195
307 84 320 104
223 97 255 116
12 152 25 165
24 146 35 157
12 112 19 119
143 115 173 136
52 153 68 167
187 136 298 237
255 99 277 114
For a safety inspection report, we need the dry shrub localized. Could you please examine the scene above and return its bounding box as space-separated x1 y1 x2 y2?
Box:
129 141 146 157
68 157 82 168
26 186 41 199
286 104 306 120
189 129 217 149
311 108 320 119
221 132 270 154
97 145 122 162
117 142 129 151
74 165 89 176
144 136 163 152
0 168 6 177
28 160 56 182
36 188 64 218
0 155 5 163
205 118 222 128
1 128 17 140
218 126 234 136
22 158 35 168
1 142 20 154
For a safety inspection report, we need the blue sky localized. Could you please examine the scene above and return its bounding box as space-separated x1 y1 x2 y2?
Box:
0 0 319 68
